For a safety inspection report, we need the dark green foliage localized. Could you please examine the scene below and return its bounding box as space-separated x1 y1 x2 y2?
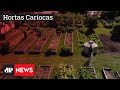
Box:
45 48 56 56
59 47 73 56
0 42 10 54
79 67 96 79
84 17 98 29
100 19 113 28
100 11 119 20
55 63 76 79
111 24 120 42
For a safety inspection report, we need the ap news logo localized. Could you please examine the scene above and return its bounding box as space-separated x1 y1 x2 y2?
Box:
14 64 34 76
3 64 34 76
3 65 14 76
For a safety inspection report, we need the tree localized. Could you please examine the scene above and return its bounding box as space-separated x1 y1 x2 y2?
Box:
111 24 120 42
84 17 98 35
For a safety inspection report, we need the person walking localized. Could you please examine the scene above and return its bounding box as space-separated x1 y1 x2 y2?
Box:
88 45 93 67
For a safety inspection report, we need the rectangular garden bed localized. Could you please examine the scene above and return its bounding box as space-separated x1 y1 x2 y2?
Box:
79 67 97 79
48 31 62 54
102 68 120 79
34 65 52 79
10 33 24 50
14 32 37 54
29 30 51 54
64 31 73 53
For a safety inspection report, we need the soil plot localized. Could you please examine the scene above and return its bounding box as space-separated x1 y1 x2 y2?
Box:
102 68 120 79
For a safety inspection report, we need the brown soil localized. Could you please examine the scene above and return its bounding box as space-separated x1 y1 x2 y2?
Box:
99 34 120 52
105 70 120 79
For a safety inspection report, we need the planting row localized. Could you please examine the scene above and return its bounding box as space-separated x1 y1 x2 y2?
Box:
14 32 37 54
77 30 87 47
46 31 62 55
6 30 22 41
64 31 73 51
30 29 51 54
10 29 34 50
59 31 73 56
9 33 24 49
100 19 113 28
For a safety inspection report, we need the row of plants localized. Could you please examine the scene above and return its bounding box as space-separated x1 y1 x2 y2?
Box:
100 19 113 28
60 31 73 56
10 33 24 51
10 29 34 51
14 32 37 54
30 30 51 54
0 30 21 41
77 31 87 47
45 31 62 56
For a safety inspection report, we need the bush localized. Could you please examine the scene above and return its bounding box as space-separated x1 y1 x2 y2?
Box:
59 47 73 56
45 48 56 56
0 42 10 54
79 67 96 79
111 24 120 42
55 63 76 79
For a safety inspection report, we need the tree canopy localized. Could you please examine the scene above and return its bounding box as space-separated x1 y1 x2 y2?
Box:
84 17 98 29
111 23 120 42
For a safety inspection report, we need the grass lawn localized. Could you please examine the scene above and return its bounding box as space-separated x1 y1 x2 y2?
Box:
95 20 112 37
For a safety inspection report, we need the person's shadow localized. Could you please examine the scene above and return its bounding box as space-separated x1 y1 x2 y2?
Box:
84 60 89 67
